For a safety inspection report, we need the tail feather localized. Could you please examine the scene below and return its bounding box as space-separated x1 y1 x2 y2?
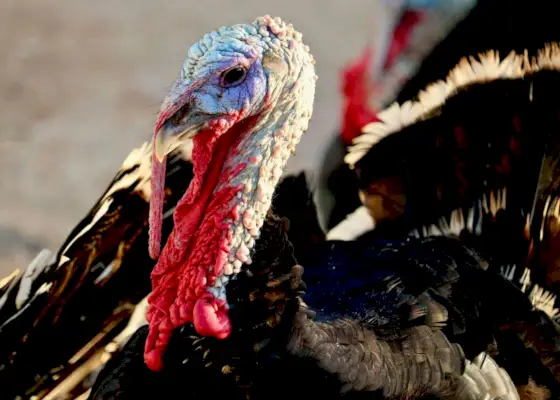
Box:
454 353 519 400
454 352 519 400
345 45 560 292
529 284 559 322
343 45 560 398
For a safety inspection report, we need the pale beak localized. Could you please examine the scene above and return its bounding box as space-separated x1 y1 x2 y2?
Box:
152 78 209 163
154 118 200 163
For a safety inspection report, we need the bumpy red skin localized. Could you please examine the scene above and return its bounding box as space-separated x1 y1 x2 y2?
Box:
145 112 261 372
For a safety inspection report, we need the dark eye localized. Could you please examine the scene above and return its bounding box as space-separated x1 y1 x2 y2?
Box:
221 67 247 87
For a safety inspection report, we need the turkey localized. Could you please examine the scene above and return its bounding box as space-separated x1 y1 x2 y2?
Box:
328 0 560 236
0 139 323 399
86 16 557 400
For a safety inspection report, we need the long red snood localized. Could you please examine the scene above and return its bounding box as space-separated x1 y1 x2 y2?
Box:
144 115 259 372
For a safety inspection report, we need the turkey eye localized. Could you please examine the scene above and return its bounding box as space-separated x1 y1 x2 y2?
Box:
221 67 247 87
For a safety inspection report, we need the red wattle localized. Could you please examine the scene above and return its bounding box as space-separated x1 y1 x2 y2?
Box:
144 113 261 372
144 348 165 372
148 152 166 260
193 295 232 339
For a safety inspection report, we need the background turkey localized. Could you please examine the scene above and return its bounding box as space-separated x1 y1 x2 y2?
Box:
343 45 560 296
323 0 478 234
330 0 560 302
327 0 560 237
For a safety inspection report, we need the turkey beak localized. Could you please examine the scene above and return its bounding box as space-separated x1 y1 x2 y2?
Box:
153 78 207 163
153 116 198 163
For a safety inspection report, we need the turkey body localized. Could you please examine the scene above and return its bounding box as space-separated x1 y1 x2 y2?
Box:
90 222 559 399
59 21 560 400
92 44 560 400
302 237 560 397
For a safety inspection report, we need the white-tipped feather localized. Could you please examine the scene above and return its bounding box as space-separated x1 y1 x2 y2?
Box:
403 187 513 242
455 352 519 400
529 284 560 321
0 268 20 292
0 269 22 310
93 261 117 285
346 43 560 167
500 265 516 282
56 140 193 267
520 268 532 294
326 206 375 241
107 296 149 351
15 249 55 310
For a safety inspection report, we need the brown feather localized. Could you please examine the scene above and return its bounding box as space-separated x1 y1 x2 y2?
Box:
290 313 465 397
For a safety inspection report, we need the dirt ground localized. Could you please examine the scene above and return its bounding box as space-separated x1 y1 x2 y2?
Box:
0 0 391 276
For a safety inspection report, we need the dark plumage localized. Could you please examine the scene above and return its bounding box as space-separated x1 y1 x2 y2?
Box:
395 0 560 104
304 237 560 396
0 142 323 399
91 34 560 400
7 14 560 400
349 62 560 291
344 46 560 397
90 223 560 399
0 143 189 399
90 217 470 400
